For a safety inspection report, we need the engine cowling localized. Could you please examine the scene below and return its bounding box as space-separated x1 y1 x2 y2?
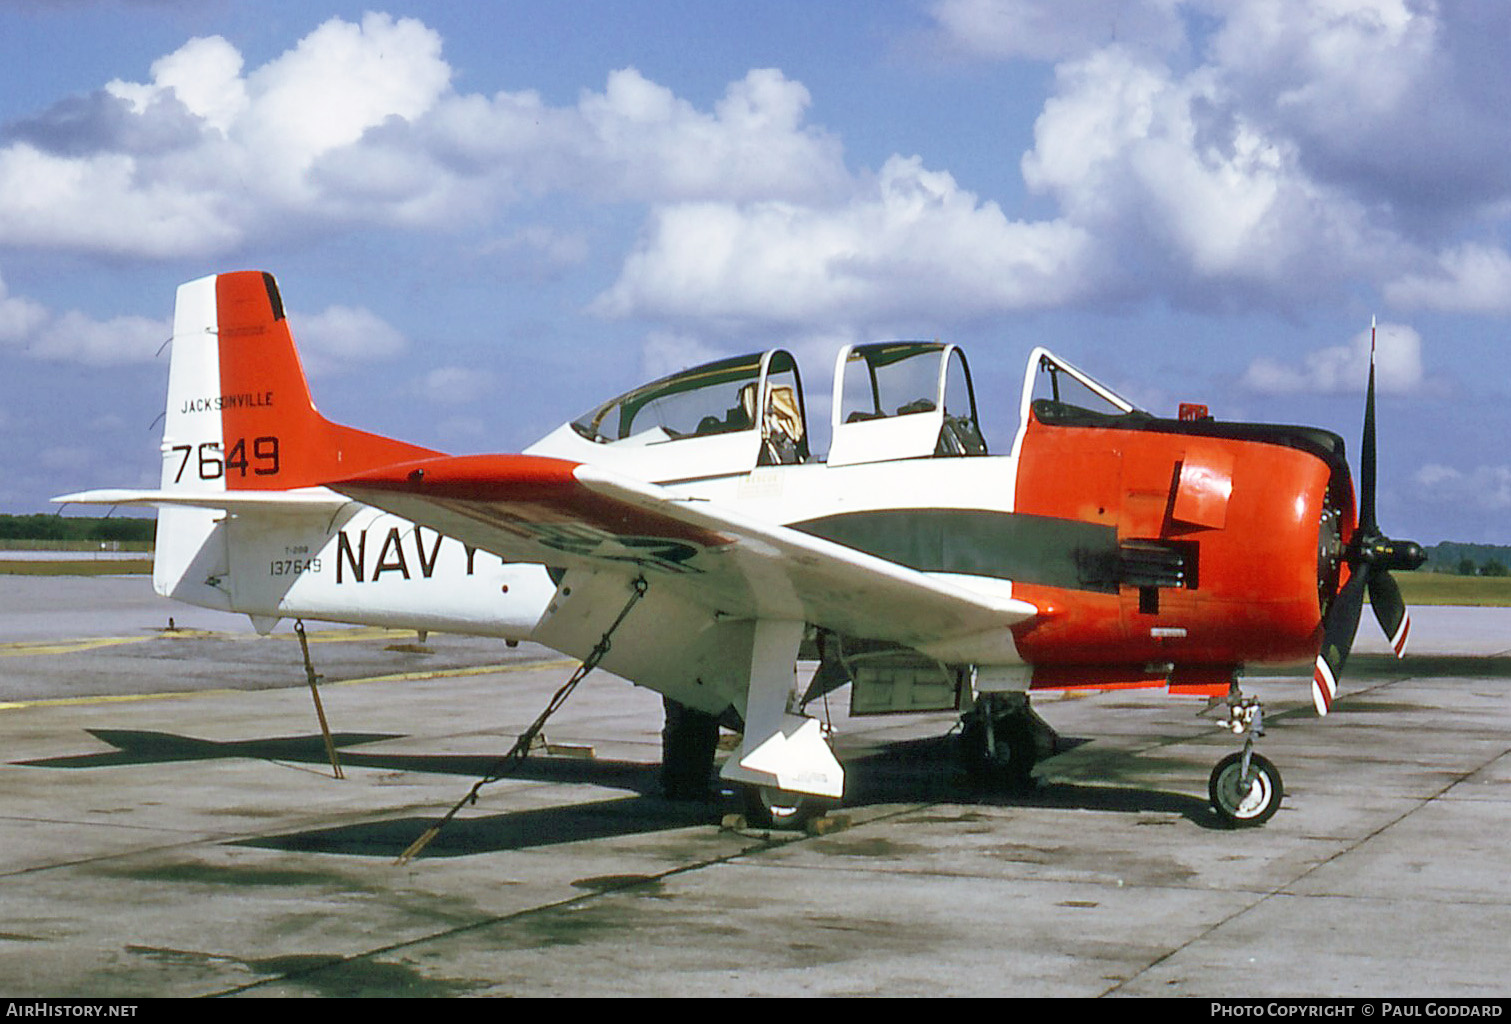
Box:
1010 401 1353 693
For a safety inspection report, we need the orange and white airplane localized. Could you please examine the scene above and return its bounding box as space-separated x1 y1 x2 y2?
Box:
58 271 1425 827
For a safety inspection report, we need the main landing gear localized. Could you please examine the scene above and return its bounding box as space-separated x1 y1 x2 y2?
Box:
666 683 1286 828
960 692 1058 794
1208 690 1284 827
659 697 836 829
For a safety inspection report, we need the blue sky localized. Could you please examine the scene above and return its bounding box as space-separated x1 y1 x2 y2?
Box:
2 0 1509 544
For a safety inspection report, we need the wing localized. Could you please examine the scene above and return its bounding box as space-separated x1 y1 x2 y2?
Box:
333 454 1036 655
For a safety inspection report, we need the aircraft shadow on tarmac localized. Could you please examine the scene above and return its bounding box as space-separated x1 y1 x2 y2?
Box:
15 727 1228 857
17 728 659 789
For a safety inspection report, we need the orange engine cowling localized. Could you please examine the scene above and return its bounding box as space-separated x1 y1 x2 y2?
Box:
1010 400 1356 697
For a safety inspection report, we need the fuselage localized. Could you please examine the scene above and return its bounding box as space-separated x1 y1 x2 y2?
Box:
149 339 1348 705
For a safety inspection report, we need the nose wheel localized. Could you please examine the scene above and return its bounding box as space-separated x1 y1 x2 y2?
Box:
1209 749 1283 826
1207 690 1284 827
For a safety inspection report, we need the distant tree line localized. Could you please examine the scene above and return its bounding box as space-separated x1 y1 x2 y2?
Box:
1426 541 1511 577
0 514 154 543
1456 557 1508 577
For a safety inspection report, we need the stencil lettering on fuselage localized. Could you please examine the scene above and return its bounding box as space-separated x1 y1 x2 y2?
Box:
334 525 492 584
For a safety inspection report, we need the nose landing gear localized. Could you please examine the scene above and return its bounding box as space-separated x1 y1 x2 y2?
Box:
1208 690 1283 827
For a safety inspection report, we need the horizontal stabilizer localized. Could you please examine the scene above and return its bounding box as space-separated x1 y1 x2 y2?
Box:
53 488 351 514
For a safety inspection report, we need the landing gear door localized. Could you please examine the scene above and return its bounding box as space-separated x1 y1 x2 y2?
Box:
827 342 987 467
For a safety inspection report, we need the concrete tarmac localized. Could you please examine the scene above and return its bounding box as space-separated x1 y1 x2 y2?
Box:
2 575 1509 998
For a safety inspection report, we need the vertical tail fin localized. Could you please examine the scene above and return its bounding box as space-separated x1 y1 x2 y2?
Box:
152 271 441 605
162 271 439 494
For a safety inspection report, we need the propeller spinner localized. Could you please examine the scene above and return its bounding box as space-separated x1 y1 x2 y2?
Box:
1312 319 1427 715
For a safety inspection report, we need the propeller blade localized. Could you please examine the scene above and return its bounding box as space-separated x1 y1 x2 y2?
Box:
1360 317 1379 534
1368 569 1411 658
1313 567 1369 715
1312 318 1425 713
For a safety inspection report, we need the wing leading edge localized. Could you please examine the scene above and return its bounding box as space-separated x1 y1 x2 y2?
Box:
334 453 1037 659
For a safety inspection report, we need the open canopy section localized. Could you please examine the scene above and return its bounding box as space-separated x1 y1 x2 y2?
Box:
1009 347 1145 456
527 349 809 483
1018 348 1140 421
827 342 987 467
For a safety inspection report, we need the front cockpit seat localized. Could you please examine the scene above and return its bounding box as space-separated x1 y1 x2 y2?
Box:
762 384 805 465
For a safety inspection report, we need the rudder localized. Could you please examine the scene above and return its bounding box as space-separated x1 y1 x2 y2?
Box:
165 271 439 494
153 271 441 605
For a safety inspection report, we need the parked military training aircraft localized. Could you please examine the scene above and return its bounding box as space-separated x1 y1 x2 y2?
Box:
58 271 1426 827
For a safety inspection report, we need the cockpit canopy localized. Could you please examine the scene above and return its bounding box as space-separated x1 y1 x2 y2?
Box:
525 349 809 482
526 342 1108 483
1006 347 1145 458
569 349 808 463
828 342 987 467
1021 347 1138 421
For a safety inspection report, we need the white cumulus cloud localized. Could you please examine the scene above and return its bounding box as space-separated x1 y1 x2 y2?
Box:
1242 321 1424 395
930 0 1187 60
4 2 1509 344
0 19 847 259
292 304 408 377
0 273 170 366
595 155 1091 329
1415 463 1511 513
26 310 170 367
106 34 249 133
416 365 497 405
1385 244 1511 314
1020 44 1395 307
0 13 452 257
934 1 1511 315
0 274 47 341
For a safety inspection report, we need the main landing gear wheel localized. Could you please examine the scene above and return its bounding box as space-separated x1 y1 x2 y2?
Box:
1208 751 1283 827
961 713 1037 792
741 786 834 830
960 693 1050 795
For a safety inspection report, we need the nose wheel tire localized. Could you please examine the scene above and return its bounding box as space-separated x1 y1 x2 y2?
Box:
1209 751 1283 827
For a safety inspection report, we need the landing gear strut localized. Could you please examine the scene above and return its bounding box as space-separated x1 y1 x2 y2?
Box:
1208 689 1284 827
960 692 1056 794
